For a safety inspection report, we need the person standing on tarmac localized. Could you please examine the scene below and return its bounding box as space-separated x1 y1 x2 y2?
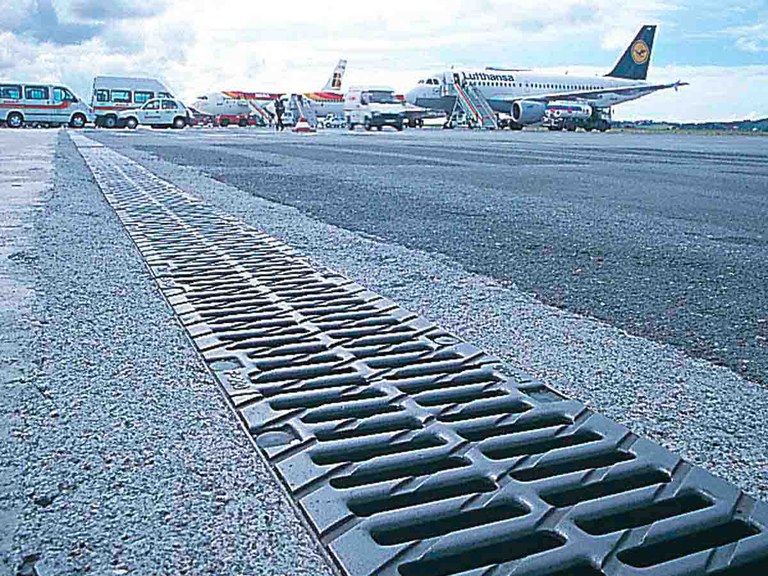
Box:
274 97 285 131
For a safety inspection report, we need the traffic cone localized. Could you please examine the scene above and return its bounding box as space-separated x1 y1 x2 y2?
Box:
293 117 316 133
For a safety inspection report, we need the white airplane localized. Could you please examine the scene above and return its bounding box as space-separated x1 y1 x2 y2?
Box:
405 25 687 131
191 59 347 121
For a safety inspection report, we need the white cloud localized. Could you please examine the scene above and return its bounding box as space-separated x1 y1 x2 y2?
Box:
0 1 35 30
0 31 37 70
685 9 768 54
731 21 768 53
0 0 765 122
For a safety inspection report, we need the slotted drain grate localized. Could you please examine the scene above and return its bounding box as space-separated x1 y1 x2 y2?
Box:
72 133 768 576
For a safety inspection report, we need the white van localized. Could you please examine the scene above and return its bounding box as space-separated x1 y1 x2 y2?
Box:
344 86 405 131
0 83 94 128
91 76 173 128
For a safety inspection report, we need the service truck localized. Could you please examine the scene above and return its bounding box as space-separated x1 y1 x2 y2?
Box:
344 87 405 131
541 101 612 132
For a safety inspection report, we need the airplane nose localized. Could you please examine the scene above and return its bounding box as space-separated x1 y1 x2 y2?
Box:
405 88 420 105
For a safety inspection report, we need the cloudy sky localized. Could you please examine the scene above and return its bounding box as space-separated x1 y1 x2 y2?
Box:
1 0 766 121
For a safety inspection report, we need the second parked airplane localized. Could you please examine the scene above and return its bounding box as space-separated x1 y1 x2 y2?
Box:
191 60 347 121
405 25 687 130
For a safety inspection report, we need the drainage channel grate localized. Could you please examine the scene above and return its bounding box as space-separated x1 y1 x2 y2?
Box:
72 133 768 576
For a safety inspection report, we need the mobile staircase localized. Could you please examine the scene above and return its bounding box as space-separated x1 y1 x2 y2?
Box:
246 100 272 125
288 94 318 129
445 80 498 130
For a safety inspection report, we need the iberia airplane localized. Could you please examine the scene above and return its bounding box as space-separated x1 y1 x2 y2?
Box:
191 59 347 120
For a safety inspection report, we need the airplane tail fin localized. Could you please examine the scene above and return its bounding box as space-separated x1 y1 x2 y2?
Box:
606 25 656 80
322 59 347 92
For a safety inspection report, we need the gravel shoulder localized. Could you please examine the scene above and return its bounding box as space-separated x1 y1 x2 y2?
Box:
3 131 333 576
1 131 55 576
95 130 768 503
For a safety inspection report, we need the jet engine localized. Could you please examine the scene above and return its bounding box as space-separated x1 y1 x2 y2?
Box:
511 100 546 125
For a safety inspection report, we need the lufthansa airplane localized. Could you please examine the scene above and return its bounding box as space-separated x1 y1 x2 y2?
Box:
405 25 687 130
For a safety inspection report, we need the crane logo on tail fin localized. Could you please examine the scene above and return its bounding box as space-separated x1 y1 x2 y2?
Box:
631 40 650 65
606 25 656 80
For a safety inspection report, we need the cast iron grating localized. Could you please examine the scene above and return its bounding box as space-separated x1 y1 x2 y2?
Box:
72 134 768 576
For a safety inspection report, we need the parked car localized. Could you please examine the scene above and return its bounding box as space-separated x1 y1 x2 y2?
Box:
0 82 94 128
117 98 191 129
319 114 347 129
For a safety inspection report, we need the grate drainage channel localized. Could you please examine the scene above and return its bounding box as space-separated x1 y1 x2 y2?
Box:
72 133 768 576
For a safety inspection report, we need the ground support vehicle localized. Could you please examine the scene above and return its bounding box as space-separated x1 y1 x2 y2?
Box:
217 114 263 127
187 111 217 127
344 87 405 131
542 104 612 132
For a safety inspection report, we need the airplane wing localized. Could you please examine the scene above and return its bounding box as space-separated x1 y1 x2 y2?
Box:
494 81 689 104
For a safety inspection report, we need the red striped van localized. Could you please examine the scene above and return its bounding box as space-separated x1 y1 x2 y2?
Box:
0 83 95 128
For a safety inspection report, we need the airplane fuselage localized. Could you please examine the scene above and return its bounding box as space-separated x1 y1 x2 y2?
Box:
191 91 280 117
192 91 345 118
303 92 344 116
407 70 659 115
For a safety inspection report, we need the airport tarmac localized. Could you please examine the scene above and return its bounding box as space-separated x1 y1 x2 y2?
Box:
93 127 768 384
3 127 768 574
84 127 768 493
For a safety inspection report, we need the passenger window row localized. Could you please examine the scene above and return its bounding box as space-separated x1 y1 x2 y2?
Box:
94 89 173 104
467 81 601 91
0 84 77 102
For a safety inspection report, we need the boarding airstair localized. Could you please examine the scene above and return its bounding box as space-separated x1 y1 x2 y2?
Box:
288 94 318 129
445 77 498 130
246 100 272 124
